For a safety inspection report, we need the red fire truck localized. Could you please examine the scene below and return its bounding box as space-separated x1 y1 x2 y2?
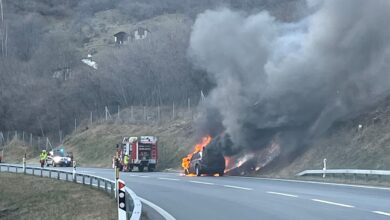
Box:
119 136 158 172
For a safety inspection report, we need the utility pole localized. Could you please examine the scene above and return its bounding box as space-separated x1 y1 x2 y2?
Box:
105 106 111 121
117 105 120 120
46 137 52 149
59 130 62 144
3 20 6 56
105 106 108 121
143 106 146 121
131 106 134 121
157 105 160 122
0 0 4 56
74 118 77 133
172 102 175 120
0 132 3 146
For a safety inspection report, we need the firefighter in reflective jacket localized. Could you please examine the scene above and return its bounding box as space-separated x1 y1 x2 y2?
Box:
123 155 129 172
39 150 48 168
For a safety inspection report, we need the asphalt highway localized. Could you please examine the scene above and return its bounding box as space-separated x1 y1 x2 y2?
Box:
69 167 390 220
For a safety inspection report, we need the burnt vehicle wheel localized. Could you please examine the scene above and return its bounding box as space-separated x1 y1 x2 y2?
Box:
147 166 154 172
195 165 201 176
52 162 56 167
218 171 224 176
184 169 189 175
139 166 144 172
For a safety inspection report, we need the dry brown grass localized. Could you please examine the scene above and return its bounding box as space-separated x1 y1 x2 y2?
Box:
263 113 390 178
0 172 116 220
0 138 37 164
64 119 196 170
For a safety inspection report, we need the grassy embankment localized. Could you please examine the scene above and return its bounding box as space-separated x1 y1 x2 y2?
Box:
3 102 390 179
64 118 196 170
263 100 390 178
0 172 116 220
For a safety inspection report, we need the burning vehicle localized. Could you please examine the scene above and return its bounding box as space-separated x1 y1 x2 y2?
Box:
182 135 225 176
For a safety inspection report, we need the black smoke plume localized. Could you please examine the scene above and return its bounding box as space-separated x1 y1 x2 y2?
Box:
189 0 390 166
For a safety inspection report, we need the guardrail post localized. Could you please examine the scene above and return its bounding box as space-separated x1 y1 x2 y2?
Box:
90 177 93 188
73 161 76 182
40 168 43 177
23 157 26 174
82 176 85 185
115 166 119 199
66 173 69 181
322 158 327 178
111 182 115 198
98 179 101 189
117 179 127 220
7 166 9 172
57 171 60 180
32 168 34 175
49 170 52 178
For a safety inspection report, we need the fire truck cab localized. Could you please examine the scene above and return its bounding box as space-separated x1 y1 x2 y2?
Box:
121 136 158 172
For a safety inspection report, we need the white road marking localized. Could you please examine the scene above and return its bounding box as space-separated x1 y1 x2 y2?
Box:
139 197 176 220
267 191 298 198
236 176 390 191
158 177 180 181
372 211 390 217
139 175 150 178
311 199 354 208
223 185 253 191
189 180 215 185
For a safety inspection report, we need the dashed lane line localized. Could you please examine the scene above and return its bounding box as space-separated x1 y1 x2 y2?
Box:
372 211 390 217
267 191 298 198
235 176 390 191
223 185 253 191
311 199 354 208
158 177 180 181
189 180 215 185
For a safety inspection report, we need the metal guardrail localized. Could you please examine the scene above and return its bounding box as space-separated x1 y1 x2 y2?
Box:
297 169 390 178
0 164 142 220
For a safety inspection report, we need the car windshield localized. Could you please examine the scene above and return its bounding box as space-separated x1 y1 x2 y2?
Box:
53 151 65 157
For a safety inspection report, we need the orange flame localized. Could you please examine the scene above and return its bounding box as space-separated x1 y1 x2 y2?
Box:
182 135 212 173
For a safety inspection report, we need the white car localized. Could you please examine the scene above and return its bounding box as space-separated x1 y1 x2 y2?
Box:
47 149 72 167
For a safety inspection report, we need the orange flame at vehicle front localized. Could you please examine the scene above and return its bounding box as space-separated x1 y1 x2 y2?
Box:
181 135 212 174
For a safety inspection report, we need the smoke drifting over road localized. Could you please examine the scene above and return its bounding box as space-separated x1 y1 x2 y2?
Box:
189 0 390 160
